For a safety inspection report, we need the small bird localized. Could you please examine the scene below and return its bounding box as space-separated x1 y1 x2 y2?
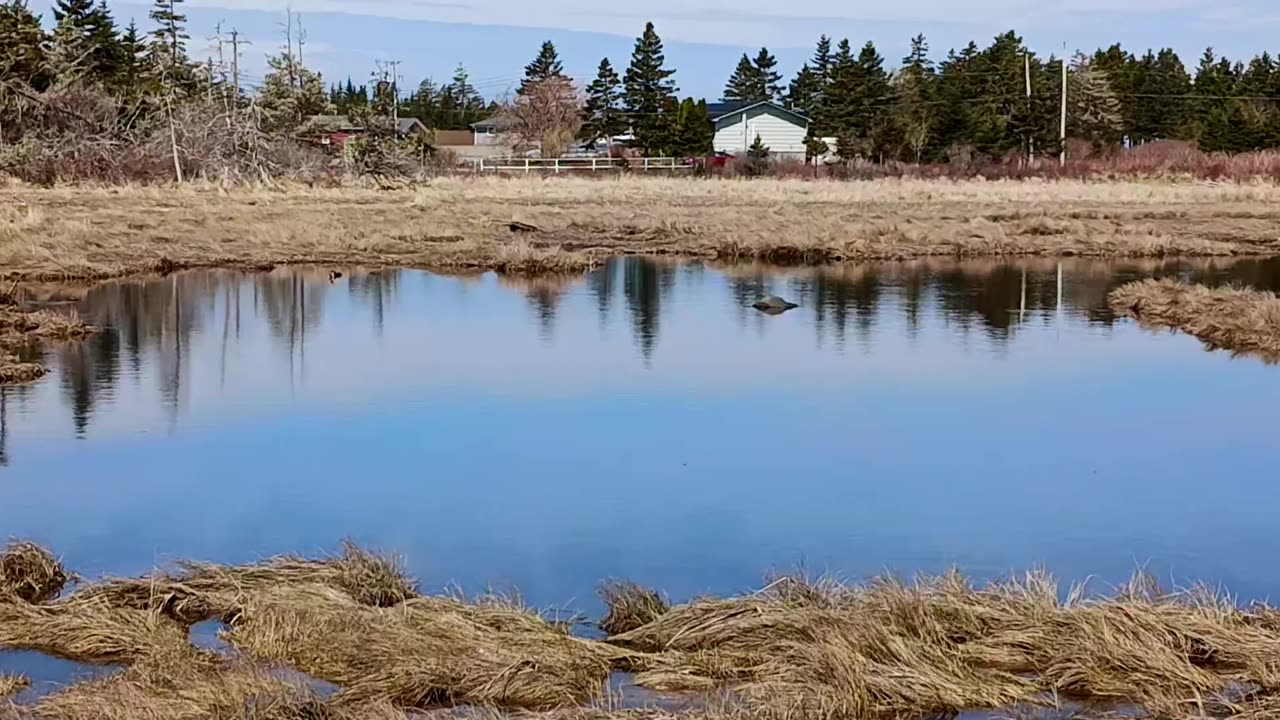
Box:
329 270 343 283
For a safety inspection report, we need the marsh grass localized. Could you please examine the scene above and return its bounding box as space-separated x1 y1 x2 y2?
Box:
1110 279 1280 360
0 541 70 604
0 304 95 386
8 541 1280 719
0 674 29 699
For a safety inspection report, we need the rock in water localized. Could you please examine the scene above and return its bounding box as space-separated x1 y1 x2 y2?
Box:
752 295 799 314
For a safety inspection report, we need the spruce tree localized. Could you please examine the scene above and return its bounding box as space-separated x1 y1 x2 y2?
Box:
812 35 833 84
623 22 678 156
786 64 819 113
116 19 148 96
671 97 712 156
0 1 51 90
149 0 189 85
896 34 936 162
723 54 758 101
50 0 121 83
582 57 627 144
825 38 857 144
520 40 564 93
744 134 770 176
1067 52 1124 151
753 47 782 102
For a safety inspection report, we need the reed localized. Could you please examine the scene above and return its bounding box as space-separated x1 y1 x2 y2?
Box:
1110 278 1280 360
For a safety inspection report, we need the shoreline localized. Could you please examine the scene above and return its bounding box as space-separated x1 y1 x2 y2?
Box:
1110 278 1280 361
5 177 1280 385
3 540 1280 719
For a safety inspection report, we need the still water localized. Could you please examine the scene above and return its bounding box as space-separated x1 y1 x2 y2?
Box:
3 257 1280 616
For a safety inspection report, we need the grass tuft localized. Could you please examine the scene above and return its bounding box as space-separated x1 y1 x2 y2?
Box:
598 581 669 637
1110 278 1280 360
0 540 70 603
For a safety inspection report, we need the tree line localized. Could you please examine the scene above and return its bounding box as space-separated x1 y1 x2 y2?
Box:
4 0 1280 169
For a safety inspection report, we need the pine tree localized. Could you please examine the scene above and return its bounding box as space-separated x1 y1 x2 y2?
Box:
258 51 330 132
1067 52 1123 151
812 35 833 84
754 47 782 102
786 64 819 113
896 34 936 162
148 0 188 86
723 54 758 101
582 57 626 144
744 134 770 175
116 19 148 95
1190 48 1243 152
623 22 678 156
0 1 51 90
520 40 564 93
671 97 712 156
49 0 122 83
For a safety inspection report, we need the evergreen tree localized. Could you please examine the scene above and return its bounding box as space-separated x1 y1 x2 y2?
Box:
50 0 122 83
623 22 678 156
436 64 486 129
116 19 148 95
581 57 627 143
786 64 819 113
1189 48 1244 152
520 40 564 93
754 47 783 102
258 51 329 132
812 35 833 84
0 1 51 90
825 38 858 146
671 97 712 156
744 134 770 176
148 0 188 85
1067 52 1123 151
896 34 936 162
723 54 758 101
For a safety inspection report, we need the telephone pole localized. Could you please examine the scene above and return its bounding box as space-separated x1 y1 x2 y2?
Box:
1025 52 1034 165
1060 44 1068 167
388 59 401 124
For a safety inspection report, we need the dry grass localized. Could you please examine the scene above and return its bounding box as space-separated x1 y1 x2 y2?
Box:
3 178 1279 286
220 583 625 711
609 571 1280 720
0 674 29 699
67 540 419 626
1110 279 1280 360
0 541 70 604
11 540 1280 719
598 582 670 637
0 304 94 386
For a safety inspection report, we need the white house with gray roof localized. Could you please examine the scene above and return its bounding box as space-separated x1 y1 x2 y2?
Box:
706 101 809 160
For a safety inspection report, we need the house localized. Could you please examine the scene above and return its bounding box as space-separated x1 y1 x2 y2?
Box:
470 116 512 146
302 115 429 148
705 101 809 160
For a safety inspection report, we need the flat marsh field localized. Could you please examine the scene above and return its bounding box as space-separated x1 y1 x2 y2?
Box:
4 177 1280 281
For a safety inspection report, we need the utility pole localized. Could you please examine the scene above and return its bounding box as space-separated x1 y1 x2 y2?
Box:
1025 52 1034 165
1060 44 1068 167
388 59 401 124
230 29 242 99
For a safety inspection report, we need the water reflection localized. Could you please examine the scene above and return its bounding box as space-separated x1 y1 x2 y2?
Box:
6 256 1280 451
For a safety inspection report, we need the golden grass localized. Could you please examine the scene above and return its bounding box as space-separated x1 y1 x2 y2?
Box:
220 583 631 711
0 541 70 604
11 539 1280 719
0 674 29 699
1110 279 1280 360
67 540 419 627
598 582 670 637
0 303 95 386
4 178 1279 286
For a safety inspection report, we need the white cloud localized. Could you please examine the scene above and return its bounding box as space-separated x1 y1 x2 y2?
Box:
176 0 1236 47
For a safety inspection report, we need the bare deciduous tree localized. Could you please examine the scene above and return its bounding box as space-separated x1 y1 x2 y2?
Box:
498 76 583 158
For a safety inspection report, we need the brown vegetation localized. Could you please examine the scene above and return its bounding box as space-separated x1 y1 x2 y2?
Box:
0 302 94 386
0 541 70 604
0 674 29 699
1110 279 1280 360
6 541 1280 719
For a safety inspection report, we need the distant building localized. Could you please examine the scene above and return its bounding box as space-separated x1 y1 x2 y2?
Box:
705 101 809 160
302 115 429 148
470 116 513 145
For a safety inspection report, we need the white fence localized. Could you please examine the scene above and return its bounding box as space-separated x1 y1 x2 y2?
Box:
472 157 690 173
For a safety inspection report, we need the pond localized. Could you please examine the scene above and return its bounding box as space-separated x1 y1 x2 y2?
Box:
2 257 1279 648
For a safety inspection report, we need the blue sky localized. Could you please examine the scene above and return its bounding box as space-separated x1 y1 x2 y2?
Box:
28 0 1280 100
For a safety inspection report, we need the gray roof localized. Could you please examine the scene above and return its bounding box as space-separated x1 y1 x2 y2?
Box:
471 116 513 130
302 115 427 135
705 100 808 124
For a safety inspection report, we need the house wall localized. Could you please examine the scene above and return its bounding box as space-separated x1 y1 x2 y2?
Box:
713 105 808 158
473 127 503 146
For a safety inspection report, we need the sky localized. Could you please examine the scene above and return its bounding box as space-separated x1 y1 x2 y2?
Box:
27 0 1280 100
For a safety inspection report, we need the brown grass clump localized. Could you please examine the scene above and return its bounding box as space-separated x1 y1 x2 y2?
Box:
1110 278 1280 360
221 584 622 711
67 540 419 626
0 541 70 604
0 304 95 386
32 653 405 720
0 595 195 666
598 582 670 636
608 570 1280 720
0 674 29 699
